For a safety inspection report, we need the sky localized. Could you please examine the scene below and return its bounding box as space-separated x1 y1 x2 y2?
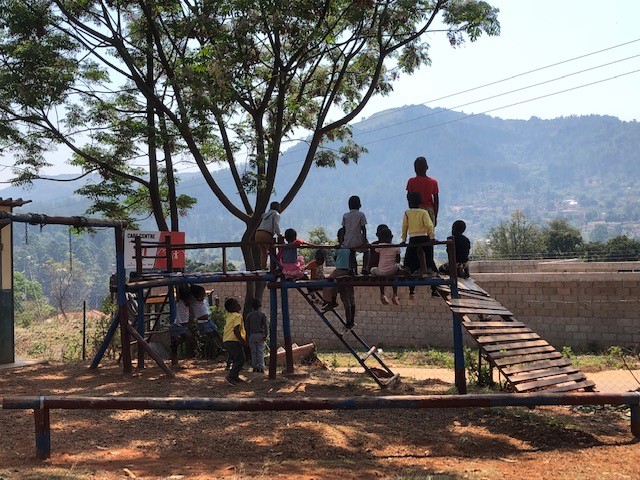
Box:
1 0 639 184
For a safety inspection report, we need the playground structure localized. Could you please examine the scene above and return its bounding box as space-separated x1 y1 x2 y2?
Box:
3 210 637 461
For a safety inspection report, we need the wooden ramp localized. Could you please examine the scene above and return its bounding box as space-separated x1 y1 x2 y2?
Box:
437 278 595 393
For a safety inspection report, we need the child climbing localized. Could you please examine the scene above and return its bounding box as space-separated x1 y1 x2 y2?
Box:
341 195 367 275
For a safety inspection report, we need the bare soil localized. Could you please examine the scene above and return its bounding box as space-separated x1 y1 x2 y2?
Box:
1 360 639 480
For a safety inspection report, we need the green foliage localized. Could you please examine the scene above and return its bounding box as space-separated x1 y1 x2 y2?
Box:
487 210 543 258
542 218 583 255
0 0 500 273
14 300 56 327
13 271 44 312
561 346 574 358
580 235 640 261
464 346 492 387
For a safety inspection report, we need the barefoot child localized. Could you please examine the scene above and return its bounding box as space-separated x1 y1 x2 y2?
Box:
370 227 405 305
244 298 268 373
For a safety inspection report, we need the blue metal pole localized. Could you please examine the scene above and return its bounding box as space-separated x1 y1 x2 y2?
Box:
280 286 294 374
136 288 145 368
268 286 278 379
34 403 50 460
447 237 466 394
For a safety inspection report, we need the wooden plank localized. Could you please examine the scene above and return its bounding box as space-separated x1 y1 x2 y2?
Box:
467 327 532 336
462 321 526 328
476 333 540 344
493 351 563 367
482 339 549 352
448 298 505 309
501 358 572 375
489 345 557 359
451 307 514 316
543 379 596 393
515 372 588 392
457 278 489 295
509 366 581 383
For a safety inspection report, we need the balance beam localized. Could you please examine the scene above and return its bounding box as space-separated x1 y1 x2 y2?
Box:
3 392 639 459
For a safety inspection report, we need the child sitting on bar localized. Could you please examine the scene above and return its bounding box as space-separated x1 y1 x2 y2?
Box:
438 220 471 278
278 228 307 279
370 227 406 305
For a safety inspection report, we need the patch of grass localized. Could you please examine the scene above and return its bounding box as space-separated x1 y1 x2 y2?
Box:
317 348 454 369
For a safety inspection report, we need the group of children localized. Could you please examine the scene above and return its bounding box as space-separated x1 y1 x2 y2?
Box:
169 285 269 385
265 156 471 331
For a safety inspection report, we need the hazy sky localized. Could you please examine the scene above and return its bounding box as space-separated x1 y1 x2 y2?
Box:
1 1 639 184
361 0 640 122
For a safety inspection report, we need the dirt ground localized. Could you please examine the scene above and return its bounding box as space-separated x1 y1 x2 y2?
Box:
1 360 639 480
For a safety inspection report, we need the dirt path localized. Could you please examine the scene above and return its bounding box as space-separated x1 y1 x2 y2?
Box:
1 361 639 479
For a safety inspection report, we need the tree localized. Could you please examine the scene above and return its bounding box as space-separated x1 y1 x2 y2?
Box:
542 218 583 256
0 0 499 300
42 259 91 318
487 210 543 258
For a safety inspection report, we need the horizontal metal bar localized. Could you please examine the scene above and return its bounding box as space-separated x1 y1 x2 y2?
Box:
4 393 640 412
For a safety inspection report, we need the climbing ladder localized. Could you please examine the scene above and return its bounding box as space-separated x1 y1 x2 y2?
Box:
437 278 595 393
296 287 400 389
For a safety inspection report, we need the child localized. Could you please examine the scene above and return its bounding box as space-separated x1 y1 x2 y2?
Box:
406 156 439 227
190 284 225 358
438 220 471 278
255 201 282 269
341 195 367 275
278 228 307 279
223 297 247 385
244 298 268 373
305 249 326 280
402 191 436 299
168 285 194 365
322 228 356 330
370 227 405 305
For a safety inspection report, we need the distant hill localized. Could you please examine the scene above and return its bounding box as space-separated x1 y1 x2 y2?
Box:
2 105 639 251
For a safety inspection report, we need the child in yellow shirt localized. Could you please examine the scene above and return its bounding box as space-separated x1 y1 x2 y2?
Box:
223 297 247 386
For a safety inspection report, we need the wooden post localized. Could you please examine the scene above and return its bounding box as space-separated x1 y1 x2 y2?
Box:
222 247 227 274
34 404 50 459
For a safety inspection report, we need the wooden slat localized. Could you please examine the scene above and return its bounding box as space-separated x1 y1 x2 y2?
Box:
510 366 580 383
476 333 540 344
462 321 526 328
543 379 596 393
501 358 572 375
482 339 549 352
493 351 563 367
467 327 532 336
489 345 557 359
451 307 514 316
456 278 488 295
448 298 505 309
514 372 588 392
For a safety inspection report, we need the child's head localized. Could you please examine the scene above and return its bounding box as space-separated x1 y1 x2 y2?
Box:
348 195 361 210
177 285 191 301
284 228 297 243
224 297 241 313
407 191 422 209
315 249 326 264
452 220 467 235
375 224 389 240
190 284 206 301
337 227 345 244
250 297 261 310
270 201 281 212
414 156 428 175
379 227 393 243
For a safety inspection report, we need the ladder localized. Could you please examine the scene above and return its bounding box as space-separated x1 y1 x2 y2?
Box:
296 288 399 389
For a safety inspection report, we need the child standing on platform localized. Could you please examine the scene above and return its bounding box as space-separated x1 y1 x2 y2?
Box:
341 195 367 275
322 228 356 329
244 298 269 373
223 297 247 385
370 227 405 305
402 191 436 299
